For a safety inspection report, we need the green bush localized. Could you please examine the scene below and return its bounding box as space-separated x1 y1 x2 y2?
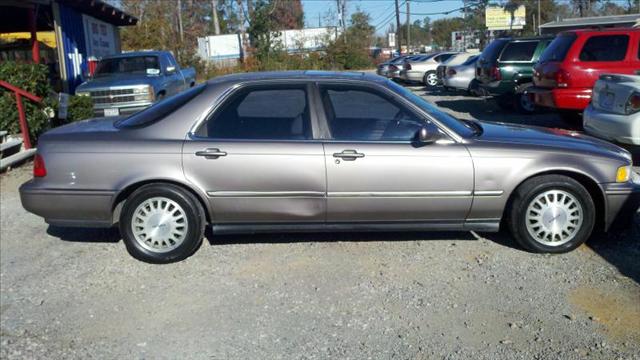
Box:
66 95 94 122
0 61 52 140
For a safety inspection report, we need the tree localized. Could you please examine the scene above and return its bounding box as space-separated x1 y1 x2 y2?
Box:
270 0 304 30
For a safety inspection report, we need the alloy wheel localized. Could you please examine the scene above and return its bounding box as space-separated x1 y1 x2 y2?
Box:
525 190 583 246
131 197 189 253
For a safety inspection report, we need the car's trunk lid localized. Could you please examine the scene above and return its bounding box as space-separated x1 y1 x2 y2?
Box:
592 74 640 115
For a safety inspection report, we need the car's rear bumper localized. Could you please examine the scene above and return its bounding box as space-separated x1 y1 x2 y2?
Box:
401 70 424 82
529 86 592 110
603 179 640 231
479 80 514 96
443 76 471 90
583 104 640 145
20 180 115 227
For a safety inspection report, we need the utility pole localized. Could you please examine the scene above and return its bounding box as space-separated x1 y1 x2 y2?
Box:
537 0 541 35
406 0 410 53
177 0 184 42
212 0 220 35
237 0 248 61
394 0 401 54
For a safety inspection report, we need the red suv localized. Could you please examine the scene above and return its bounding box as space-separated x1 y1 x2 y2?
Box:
531 28 640 117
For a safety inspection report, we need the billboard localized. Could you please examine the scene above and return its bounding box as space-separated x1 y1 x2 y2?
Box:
485 5 526 30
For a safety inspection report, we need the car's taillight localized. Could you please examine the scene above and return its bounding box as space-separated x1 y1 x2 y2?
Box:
490 66 501 81
625 92 640 114
389 65 397 71
555 69 570 88
405 63 412 70
447 68 457 76
33 154 46 177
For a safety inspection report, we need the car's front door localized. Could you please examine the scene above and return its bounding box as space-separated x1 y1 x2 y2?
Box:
318 83 474 223
183 83 326 223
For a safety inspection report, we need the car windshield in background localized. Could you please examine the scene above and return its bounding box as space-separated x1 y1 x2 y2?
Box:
462 55 478 66
387 80 476 138
94 56 161 77
500 41 538 61
115 84 205 129
538 34 576 63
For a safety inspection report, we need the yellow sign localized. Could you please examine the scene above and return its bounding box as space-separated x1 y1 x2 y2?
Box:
485 5 526 30
0 32 57 48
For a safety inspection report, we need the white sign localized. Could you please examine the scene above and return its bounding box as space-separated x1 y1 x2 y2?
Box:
83 15 117 58
388 33 396 48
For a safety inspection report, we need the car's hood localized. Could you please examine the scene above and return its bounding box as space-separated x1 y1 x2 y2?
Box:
77 74 158 91
476 121 631 161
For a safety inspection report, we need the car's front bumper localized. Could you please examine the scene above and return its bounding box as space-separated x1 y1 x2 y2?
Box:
93 101 154 117
583 104 640 146
602 178 640 231
20 180 115 227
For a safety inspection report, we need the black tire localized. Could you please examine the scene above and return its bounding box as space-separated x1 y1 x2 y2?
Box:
507 175 595 253
120 183 206 263
423 71 438 87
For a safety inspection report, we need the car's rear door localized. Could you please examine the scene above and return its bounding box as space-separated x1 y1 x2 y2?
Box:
317 82 474 223
183 82 326 223
570 32 633 90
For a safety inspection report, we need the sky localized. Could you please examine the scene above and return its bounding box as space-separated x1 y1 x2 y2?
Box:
301 0 466 35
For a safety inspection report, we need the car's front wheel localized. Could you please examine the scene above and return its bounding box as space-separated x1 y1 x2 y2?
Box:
120 184 205 263
508 175 595 253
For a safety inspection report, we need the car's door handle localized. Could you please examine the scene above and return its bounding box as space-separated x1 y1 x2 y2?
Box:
195 148 227 158
333 150 365 160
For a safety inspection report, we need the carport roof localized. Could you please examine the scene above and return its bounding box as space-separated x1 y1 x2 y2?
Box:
0 0 137 33
540 14 640 29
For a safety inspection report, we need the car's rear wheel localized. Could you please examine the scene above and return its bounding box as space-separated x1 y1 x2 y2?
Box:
423 71 438 87
514 92 537 114
120 184 205 263
508 175 595 253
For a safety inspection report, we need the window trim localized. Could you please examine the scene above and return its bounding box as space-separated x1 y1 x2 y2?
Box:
189 80 320 142
314 81 459 144
498 40 539 63
578 34 630 62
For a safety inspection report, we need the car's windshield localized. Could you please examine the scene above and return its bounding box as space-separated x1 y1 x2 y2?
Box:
538 34 576 63
94 56 161 77
386 80 476 138
115 84 205 128
462 55 478 66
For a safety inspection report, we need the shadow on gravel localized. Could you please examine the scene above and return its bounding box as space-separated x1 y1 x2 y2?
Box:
47 226 121 243
208 229 478 246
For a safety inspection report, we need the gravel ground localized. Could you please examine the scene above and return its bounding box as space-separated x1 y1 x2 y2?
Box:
1 86 639 359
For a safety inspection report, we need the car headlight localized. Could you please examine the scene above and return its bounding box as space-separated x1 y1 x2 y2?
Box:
76 91 90 97
616 165 631 183
132 86 154 100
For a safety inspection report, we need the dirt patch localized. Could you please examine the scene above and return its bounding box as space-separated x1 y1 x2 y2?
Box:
569 286 640 344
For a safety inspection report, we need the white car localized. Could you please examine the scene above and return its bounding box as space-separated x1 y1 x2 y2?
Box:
436 53 478 85
399 52 459 86
584 74 640 145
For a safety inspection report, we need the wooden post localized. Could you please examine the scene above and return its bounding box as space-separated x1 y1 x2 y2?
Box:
28 6 40 64
15 94 33 150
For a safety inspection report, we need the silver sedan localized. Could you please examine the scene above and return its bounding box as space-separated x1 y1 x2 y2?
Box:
442 55 479 93
20 71 639 263
584 74 640 145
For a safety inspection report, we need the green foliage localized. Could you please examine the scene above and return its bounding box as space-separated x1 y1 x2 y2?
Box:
0 62 52 140
66 95 94 122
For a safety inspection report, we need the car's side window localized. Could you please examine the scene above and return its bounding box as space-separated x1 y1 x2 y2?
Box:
579 35 629 62
320 85 426 141
200 86 311 140
500 41 538 62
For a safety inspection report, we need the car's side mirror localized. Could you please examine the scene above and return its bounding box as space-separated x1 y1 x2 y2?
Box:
166 66 176 74
416 125 441 144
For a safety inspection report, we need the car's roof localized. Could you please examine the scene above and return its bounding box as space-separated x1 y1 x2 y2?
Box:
207 70 386 85
566 27 639 34
103 51 170 59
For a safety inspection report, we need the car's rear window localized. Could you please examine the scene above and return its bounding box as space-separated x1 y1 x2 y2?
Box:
479 39 510 63
539 33 576 62
115 84 205 128
579 35 629 61
500 41 538 61
462 55 478 65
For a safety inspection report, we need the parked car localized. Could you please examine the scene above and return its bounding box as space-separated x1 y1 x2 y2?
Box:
387 55 429 80
76 51 196 117
437 53 477 87
20 71 638 263
584 73 640 145
377 56 407 77
400 52 459 86
531 28 640 119
442 55 480 94
476 36 553 113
